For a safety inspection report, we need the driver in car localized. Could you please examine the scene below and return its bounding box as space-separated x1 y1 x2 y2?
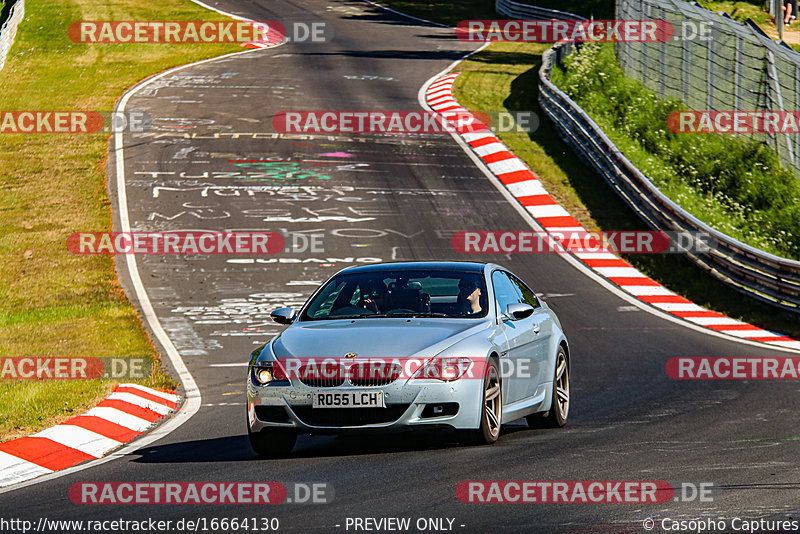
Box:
457 279 483 316
358 278 388 314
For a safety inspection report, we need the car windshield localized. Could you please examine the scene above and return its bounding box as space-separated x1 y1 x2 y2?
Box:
300 270 489 320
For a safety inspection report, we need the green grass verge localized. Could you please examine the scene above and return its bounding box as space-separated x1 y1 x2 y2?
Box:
0 0 241 441
450 41 800 339
687 1 800 50
690 0 773 26
551 43 800 261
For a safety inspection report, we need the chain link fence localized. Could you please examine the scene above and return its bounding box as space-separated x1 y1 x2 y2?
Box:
616 0 800 177
539 42 800 312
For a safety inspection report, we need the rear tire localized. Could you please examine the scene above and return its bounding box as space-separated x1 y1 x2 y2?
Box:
459 357 502 445
248 425 297 457
527 346 569 428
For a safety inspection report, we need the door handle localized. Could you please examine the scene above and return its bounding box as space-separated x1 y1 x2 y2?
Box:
532 323 540 334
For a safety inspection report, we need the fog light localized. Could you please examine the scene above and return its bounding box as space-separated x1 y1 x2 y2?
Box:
421 403 459 418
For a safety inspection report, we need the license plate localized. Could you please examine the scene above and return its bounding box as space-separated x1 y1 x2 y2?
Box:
312 390 385 408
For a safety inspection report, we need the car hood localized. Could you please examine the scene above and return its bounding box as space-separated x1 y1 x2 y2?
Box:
268 318 489 361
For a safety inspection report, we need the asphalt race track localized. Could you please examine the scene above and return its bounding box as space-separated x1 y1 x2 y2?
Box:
4 1 800 532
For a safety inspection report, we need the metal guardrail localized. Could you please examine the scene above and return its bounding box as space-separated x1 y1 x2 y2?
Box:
496 0 586 22
491 0 800 312
0 0 24 73
539 43 800 313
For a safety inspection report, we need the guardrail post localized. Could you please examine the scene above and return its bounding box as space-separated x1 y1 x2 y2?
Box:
766 50 795 164
707 26 714 110
660 13 667 98
682 18 690 102
735 37 743 110
794 65 800 172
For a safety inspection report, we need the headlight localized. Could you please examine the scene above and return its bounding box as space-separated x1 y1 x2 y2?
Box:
412 357 475 382
255 367 274 384
251 361 289 385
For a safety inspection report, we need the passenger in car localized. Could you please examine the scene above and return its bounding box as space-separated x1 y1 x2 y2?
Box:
457 279 483 316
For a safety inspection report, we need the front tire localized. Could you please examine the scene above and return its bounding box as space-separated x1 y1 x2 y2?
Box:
248 425 297 457
460 357 502 445
527 346 569 428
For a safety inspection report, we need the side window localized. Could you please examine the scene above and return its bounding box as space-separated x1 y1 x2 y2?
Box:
492 271 523 316
509 274 540 308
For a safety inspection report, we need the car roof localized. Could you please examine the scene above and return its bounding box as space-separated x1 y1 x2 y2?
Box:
338 261 489 275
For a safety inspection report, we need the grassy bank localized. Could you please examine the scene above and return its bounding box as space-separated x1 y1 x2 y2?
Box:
0 0 240 441
691 0 773 26
450 41 800 339
691 0 800 50
552 43 800 261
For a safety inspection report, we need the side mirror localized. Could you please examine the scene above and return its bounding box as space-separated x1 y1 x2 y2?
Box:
505 303 534 321
270 307 296 325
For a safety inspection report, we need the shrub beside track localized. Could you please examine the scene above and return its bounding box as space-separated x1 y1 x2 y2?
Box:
547 42 800 308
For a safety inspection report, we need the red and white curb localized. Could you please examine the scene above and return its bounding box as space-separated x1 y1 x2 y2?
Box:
426 73 800 351
186 0 286 50
0 384 178 488
242 22 285 49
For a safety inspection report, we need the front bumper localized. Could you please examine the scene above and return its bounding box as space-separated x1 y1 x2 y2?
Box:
247 375 483 434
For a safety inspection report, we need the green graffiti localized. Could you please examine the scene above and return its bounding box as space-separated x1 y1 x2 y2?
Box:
234 161 331 180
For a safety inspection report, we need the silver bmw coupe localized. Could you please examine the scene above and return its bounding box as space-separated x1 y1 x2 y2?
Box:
246 261 570 456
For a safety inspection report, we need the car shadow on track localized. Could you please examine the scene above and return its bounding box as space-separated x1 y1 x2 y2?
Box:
129 424 533 463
